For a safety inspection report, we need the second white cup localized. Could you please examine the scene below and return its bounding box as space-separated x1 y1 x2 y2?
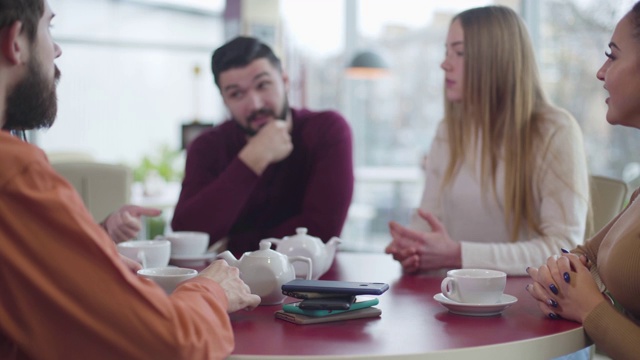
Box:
158 231 209 256
440 269 506 304
117 240 171 268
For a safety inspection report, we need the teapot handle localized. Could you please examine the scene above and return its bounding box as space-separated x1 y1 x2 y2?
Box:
288 256 313 280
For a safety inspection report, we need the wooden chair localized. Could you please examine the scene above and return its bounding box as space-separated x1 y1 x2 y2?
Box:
586 175 629 239
46 151 95 163
51 162 132 222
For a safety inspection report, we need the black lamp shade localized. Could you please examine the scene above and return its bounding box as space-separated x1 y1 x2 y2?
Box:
346 50 389 78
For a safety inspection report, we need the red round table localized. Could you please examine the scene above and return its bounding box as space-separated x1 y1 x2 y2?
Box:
227 252 590 359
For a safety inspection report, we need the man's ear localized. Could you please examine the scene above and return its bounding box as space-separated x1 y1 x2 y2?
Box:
219 89 230 108
281 71 290 92
0 21 27 65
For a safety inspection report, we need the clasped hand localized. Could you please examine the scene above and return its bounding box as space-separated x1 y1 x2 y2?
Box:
239 120 293 175
526 253 605 323
385 209 461 273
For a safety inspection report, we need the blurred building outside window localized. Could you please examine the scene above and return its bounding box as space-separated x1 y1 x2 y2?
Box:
280 0 640 252
37 0 640 252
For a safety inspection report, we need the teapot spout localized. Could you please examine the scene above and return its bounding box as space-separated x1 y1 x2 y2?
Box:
322 237 342 271
217 250 239 267
326 237 342 256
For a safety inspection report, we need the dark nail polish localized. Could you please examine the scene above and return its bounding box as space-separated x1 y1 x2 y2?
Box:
561 248 570 253
548 313 559 320
549 284 559 295
547 299 558 308
526 267 530 273
563 272 571 283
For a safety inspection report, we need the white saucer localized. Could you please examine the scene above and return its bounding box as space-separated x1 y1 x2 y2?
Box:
169 252 216 267
433 293 518 317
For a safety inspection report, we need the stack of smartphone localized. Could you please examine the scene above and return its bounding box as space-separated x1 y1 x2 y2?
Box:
275 279 389 325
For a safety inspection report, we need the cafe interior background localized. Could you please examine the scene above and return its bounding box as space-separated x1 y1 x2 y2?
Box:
39 0 640 251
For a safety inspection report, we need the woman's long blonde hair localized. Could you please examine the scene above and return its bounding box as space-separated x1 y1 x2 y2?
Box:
443 6 548 241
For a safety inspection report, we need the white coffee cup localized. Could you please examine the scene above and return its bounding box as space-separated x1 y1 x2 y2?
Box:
137 267 198 294
117 240 171 268
440 269 506 304
158 231 209 256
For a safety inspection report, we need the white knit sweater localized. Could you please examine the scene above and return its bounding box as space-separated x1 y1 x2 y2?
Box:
411 107 589 275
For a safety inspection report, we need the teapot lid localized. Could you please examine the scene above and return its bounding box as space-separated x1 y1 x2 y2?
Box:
258 240 273 251
289 227 320 241
246 240 285 259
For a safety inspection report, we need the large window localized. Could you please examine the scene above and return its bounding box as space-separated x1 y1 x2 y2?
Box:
42 0 225 168
534 0 640 184
280 0 640 251
281 0 498 250
40 0 640 251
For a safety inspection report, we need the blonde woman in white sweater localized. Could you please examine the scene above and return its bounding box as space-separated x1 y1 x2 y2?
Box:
385 5 589 276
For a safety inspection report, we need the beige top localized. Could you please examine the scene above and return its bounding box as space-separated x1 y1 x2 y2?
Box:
576 187 640 360
412 106 589 275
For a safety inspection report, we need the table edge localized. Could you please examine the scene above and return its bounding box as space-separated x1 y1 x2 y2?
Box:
228 326 590 360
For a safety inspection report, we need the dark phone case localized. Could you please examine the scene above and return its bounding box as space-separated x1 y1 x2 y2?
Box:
298 295 355 310
281 291 352 299
281 279 390 296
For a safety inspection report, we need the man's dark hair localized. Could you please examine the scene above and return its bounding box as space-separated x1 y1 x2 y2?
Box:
0 0 44 42
632 1 640 40
211 36 282 89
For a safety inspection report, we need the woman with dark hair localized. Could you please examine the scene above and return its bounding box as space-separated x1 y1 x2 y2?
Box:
527 2 640 359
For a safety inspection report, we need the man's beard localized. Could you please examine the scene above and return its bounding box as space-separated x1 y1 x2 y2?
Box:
3 56 60 131
236 96 290 137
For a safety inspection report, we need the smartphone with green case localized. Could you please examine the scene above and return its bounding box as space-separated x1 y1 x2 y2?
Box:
299 295 355 310
282 297 379 317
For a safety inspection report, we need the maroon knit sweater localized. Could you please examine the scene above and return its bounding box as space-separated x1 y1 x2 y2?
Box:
172 108 354 256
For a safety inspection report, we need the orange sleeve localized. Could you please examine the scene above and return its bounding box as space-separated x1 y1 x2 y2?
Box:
0 142 234 360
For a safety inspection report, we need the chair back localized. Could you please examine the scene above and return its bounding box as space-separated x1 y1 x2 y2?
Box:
587 175 629 238
51 162 132 222
47 151 95 163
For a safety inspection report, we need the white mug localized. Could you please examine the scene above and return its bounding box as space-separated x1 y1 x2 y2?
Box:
117 240 171 268
157 231 209 256
137 267 198 294
440 269 506 304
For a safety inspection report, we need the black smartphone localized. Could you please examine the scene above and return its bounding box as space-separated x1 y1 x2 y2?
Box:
298 295 356 310
281 279 390 296
281 291 352 300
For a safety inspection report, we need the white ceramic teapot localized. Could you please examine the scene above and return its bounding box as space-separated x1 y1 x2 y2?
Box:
217 240 312 305
268 227 341 280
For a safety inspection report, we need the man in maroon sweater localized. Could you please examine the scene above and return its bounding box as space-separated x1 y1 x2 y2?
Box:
172 36 354 256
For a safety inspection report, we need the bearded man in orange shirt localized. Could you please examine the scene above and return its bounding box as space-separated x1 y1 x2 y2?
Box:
0 1 260 359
